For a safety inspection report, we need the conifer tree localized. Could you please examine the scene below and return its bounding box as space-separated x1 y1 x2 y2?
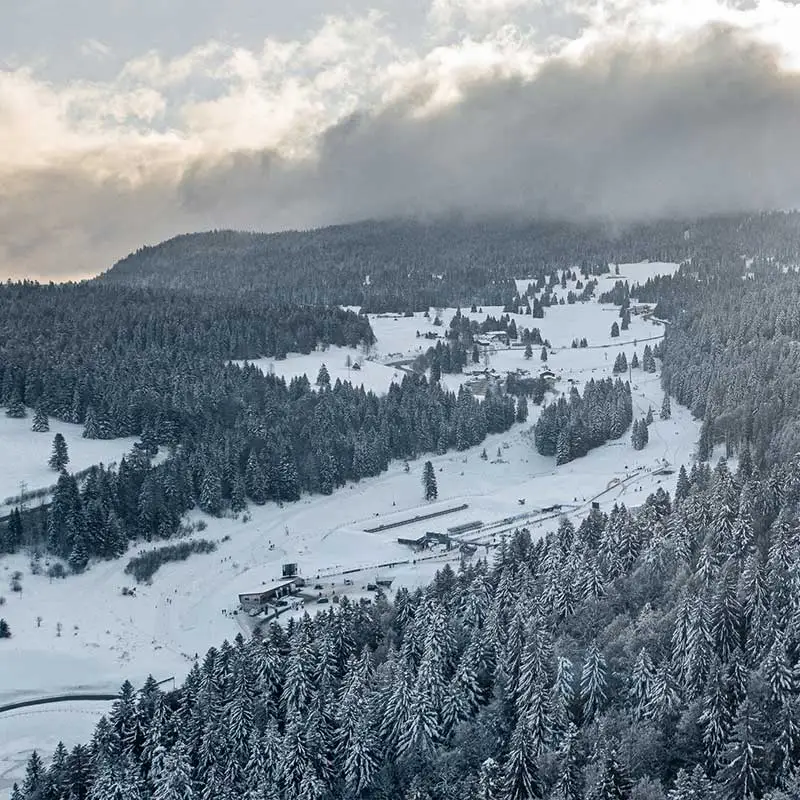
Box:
5 388 26 418
631 418 649 450
675 465 690 505
22 752 44 798
230 473 246 513
69 537 89 574
701 659 735 770
153 742 193 800
278 451 301 502
48 433 69 471
503 715 543 800
594 749 632 800
556 429 572 466
4 508 23 553
717 702 764 800
316 364 331 388
580 642 607 722
32 404 49 432
697 418 714 461
631 419 641 449
630 648 655 719
660 394 671 420
245 451 268 504
82 405 99 439
667 766 711 800
200 468 223 516
423 461 438 501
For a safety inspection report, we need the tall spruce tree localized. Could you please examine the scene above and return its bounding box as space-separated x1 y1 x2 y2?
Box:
316 364 331 388
31 404 49 432
48 433 69 471
423 461 438 501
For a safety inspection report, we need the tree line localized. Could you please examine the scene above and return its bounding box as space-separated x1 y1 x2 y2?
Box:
0 372 517 563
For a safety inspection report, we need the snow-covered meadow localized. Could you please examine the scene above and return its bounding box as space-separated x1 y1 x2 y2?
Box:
0 418 137 508
0 261 696 790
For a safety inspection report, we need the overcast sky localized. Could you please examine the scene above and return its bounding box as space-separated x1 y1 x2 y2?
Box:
3 0 800 280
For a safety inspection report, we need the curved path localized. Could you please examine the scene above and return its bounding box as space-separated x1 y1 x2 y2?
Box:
0 693 119 715
0 675 175 715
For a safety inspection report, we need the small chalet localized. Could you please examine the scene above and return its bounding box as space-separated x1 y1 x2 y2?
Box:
540 369 557 384
476 331 510 347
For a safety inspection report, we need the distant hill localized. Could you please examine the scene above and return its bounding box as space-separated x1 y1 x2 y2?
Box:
97 214 800 311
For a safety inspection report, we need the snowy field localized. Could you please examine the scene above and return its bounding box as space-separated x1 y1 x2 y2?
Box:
236 345 403 395
0 417 137 508
0 261 695 789
0 701 114 791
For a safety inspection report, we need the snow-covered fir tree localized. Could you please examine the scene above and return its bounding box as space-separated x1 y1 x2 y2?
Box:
423 461 438 501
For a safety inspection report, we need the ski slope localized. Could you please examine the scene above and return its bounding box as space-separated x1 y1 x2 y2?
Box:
0 261 695 789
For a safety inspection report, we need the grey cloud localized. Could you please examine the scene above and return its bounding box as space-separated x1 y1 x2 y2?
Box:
176 24 800 229
300 25 800 223
4 23 800 280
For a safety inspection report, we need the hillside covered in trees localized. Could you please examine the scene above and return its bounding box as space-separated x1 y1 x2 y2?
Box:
0 282 519 561
99 213 800 312
11 453 800 800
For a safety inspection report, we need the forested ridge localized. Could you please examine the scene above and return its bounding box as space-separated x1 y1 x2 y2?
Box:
99 213 800 311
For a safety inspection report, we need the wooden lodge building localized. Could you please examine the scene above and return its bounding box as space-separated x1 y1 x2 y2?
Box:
239 578 299 611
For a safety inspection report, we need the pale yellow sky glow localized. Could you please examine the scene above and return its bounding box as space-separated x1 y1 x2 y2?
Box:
2 0 800 280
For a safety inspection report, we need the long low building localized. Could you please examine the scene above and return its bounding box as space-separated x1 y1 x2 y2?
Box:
239 578 298 611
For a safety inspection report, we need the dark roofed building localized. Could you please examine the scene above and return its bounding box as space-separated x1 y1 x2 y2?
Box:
238 578 298 611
